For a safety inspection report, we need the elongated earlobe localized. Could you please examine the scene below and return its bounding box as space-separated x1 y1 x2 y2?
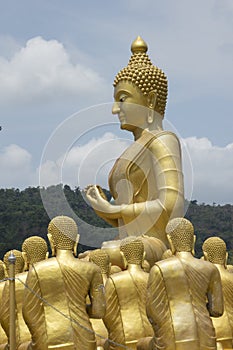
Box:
225 252 228 268
120 251 127 270
147 109 154 124
192 235 196 256
47 233 56 257
167 234 176 254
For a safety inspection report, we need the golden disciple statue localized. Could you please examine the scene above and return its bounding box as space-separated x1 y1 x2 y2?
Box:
1 239 48 350
23 216 105 350
22 236 49 271
203 237 233 350
85 36 184 246
146 218 223 350
0 261 7 350
89 249 110 350
0 250 31 350
103 237 153 350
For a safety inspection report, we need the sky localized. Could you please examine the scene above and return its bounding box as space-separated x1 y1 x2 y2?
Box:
0 0 233 205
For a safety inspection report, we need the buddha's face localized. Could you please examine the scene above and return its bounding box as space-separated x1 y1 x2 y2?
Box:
112 81 149 132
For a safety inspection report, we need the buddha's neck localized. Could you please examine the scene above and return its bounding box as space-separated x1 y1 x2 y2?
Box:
133 119 163 140
56 249 74 259
127 263 143 272
176 251 193 259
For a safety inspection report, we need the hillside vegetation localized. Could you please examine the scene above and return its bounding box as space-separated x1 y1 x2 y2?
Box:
0 186 232 262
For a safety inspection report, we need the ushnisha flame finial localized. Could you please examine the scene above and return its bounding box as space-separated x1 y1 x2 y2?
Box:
131 36 148 54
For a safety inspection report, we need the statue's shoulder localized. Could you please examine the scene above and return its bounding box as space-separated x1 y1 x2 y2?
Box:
154 256 178 270
149 130 180 145
32 257 57 273
76 258 102 275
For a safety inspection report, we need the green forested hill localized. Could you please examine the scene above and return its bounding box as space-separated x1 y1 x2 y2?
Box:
0 186 232 262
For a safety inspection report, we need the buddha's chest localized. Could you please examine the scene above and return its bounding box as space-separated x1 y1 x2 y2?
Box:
108 142 157 204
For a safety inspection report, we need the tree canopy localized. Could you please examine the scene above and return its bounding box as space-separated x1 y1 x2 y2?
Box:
0 186 232 262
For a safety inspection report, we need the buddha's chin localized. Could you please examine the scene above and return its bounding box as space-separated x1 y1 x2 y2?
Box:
120 123 134 132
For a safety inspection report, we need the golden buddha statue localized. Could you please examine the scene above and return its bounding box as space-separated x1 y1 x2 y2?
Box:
1 239 48 350
23 216 105 350
89 249 110 350
203 237 233 350
0 260 7 350
103 237 153 350
146 218 223 350
85 36 184 246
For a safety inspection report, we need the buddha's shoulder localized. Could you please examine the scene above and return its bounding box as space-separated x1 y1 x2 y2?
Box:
149 130 180 146
30 257 58 274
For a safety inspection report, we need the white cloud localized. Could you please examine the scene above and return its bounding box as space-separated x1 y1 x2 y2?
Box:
40 133 233 205
1 135 233 205
0 144 35 187
182 137 233 204
0 36 107 104
39 132 131 189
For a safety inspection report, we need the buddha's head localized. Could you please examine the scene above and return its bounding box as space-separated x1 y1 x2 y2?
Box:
120 236 145 266
3 250 25 276
166 218 195 254
89 249 111 277
0 260 5 281
22 236 48 269
113 36 167 132
47 216 79 255
202 237 227 267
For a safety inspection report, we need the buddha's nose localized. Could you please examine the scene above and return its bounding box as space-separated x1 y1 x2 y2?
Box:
112 102 120 115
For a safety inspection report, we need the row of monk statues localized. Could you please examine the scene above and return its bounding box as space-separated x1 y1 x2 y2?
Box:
0 215 232 350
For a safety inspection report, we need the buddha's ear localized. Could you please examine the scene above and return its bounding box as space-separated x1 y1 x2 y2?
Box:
203 251 208 261
147 90 157 109
45 252 49 260
47 233 56 256
167 234 176 255
192 235 196 256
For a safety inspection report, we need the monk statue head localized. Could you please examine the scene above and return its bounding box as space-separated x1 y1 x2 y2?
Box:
22 236 48 270
120 236 145 267
0 260 5 281
202 237 227 268
113 36 167 131
89 249 111 280
3 250 25 276
47 215 79 256
166 218 196 255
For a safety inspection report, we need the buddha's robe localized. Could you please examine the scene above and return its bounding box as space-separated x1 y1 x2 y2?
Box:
1 272 31 350
212 265 233 349
147 255 223 350
103 268 153 350
108 130 184 244
0 281 7 349
23 256 105 350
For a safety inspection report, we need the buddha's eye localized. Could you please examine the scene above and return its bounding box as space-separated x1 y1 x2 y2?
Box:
119 94 127 103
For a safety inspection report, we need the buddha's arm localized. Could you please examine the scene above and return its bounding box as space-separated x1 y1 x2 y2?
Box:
0 282 9 337
207 267 223 317
146 265 163 325
87 268 105 319
103 277 124 345
22 267 47 348
93 209 119 227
